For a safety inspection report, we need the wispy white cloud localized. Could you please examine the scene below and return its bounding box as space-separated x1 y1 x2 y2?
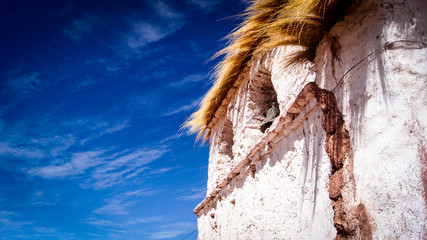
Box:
169 73 208 88
26 150 107 179
119 189 159 198
4 71 44 97
25 146 166 187
93 189 159 216
0 115 129 167
83 58 109 65
0 211 14 217
62 12 100 41
125 22 168 49
83 58 122 73
162 99 200 117
149 167 173 175
93 199 132 215
0 142 45 159
154 1 182 20
177 187 206 201
87 216 163 228
34 191 44 197
33 227 58 234
0 211 33 230
0 217 22 229
29 135 76 157
122 1 184 52
151 230 190 240
103 121 130 134
149 222 196 240
30 190 61 206
159 134 181 144
0 114 146 187
32 227 77 240
186 0 222 11
4 113 166 188
51 4 74 17
79 119 130 145
87 148 167 190
71 76 98 92
89 167 147 190
60 117 130 145
93 149 165 175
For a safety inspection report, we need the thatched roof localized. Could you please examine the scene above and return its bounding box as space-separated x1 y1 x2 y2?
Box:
185 0 353 140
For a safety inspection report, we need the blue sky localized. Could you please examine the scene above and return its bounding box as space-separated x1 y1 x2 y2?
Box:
0 1 246 239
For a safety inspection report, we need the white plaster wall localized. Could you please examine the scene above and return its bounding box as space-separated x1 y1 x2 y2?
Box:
315 0 427 238
199 105 336 239
198 0 426 238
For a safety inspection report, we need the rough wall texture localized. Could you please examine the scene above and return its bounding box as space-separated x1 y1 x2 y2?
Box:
315 0 427 238
197 0 427 239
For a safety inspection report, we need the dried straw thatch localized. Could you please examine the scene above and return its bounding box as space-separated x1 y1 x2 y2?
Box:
185 0 354 140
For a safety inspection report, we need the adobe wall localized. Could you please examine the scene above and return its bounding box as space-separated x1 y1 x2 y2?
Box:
315 0 427 238
196 0 426 238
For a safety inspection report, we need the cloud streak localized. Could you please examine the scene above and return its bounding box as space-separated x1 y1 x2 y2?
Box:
0 115 130 170
0 142 45 159
169 73 208 88
26 150 107 179
71 76 99 92
0 104 167 190
4 72 44 97
186 0 222 11
78 119 130 145
26 146 167 191
0 211 33 230
87 148 167 190
177 187 206 201
62 12 100 41
122 1 185 52
87 216 163 228
162 99 200 117
93 199 132 215
149 222 196 240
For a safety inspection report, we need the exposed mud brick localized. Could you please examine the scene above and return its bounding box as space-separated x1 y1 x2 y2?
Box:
316 89 337 113
333 200 353 236
419 143 427 207
326 134 343 170
356 203 373 240
325 125 350 170
333 200 362 239
314 85 373 240
329 169 344 200
323 107 344 134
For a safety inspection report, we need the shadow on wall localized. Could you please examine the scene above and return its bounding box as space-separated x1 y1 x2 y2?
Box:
246 69 278 133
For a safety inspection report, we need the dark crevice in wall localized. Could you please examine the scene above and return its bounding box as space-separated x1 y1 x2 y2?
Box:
247 69 279 133
218 118 234 160
314 85 373 240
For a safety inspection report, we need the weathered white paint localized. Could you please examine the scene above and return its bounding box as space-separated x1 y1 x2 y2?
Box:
196 0 426 238
315 0 427 238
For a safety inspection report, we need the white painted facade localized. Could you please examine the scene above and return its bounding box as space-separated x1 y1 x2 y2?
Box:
195 0 427 239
